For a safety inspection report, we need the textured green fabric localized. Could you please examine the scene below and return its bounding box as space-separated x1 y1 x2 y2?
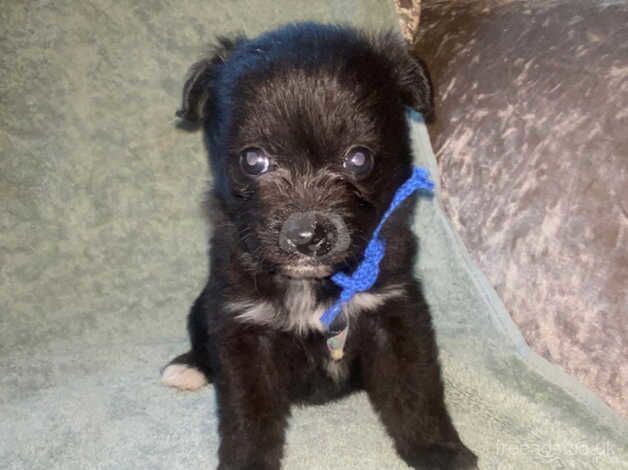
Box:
1 1 626 469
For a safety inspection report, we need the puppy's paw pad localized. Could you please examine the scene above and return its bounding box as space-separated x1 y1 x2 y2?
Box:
161 363 207 391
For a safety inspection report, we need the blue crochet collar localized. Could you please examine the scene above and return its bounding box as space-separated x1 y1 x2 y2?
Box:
321 166 434 357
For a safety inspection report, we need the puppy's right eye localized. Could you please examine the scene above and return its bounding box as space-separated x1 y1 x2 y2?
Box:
239 147 270 176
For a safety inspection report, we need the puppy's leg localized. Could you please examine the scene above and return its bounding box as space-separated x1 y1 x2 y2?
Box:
161 285 213 391
215 327 289 470
359 300 477 469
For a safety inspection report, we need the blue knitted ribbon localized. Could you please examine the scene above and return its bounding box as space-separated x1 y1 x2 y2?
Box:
319 166 434 330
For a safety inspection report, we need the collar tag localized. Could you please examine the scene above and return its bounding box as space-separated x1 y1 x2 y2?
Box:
326 323 349 361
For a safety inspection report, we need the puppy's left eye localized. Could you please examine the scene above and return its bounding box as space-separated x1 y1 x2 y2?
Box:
343 146 373 179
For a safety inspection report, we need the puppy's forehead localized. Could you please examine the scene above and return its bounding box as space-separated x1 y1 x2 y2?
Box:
239 70 380 146
224 49 399 162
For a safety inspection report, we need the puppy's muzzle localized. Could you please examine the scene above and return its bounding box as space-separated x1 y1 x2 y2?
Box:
279 211 350 258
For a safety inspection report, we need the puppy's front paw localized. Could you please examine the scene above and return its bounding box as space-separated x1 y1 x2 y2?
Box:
405 443 478 470
161 363 208 391
449 445 478 470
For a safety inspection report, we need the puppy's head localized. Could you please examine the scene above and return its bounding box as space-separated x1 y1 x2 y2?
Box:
179 23 432 279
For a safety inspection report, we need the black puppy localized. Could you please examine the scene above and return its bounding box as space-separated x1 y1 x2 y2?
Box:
162 22 477 470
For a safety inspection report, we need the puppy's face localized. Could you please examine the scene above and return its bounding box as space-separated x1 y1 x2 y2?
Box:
178 25 433 278
225 68 407 279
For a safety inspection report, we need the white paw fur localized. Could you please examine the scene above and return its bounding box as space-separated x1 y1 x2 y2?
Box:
161 363 208 391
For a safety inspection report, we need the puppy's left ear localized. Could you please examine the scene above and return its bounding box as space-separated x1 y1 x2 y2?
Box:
380 34 434 122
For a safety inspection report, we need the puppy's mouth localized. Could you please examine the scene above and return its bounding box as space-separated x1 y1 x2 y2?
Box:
279 263 333 279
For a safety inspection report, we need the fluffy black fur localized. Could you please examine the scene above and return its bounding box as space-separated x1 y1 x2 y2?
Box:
164 22 477 470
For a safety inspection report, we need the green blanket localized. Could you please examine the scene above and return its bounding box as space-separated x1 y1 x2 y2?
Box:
1 1 626 468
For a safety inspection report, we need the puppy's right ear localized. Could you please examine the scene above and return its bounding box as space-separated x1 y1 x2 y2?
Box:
176 36 244 124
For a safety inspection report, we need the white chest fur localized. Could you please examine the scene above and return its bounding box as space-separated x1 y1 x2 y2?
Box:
226 281 405 382
226 281 405 335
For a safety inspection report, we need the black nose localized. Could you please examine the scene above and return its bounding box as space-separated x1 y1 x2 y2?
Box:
279 211 337 257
